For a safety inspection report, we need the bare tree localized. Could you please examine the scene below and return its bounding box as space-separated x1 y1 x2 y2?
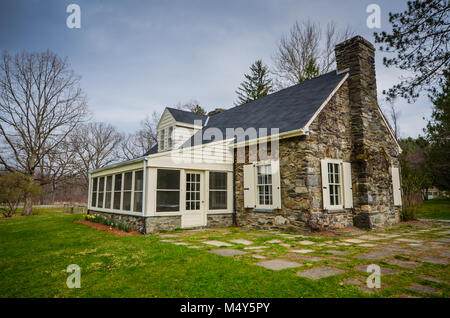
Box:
121 112 159 160
175 99 207 115
0 50 88 215
71 122 123 189
272 20 354 89
381 100 401 139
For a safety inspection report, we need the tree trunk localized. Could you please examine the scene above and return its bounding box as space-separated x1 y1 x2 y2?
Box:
22 193 33 216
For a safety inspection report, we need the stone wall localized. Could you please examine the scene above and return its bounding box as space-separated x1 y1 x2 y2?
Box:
87 210 181 234
207 213 234 228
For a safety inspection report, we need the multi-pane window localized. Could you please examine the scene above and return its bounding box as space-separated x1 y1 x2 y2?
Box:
257 165 272 206
123 172 133 211
113 174 122 210
91 177 98 207
209 172 227 210
134 170 143 212
105 176 112 209
328 163 341 206
186 173 201 210
168 127 173 149
160 129 165 151
98 177 105 208
156 169 180 212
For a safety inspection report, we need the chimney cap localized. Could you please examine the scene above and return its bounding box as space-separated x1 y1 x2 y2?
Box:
335 35 375 51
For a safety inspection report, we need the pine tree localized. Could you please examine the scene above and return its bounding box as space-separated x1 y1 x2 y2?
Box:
235 60 273 105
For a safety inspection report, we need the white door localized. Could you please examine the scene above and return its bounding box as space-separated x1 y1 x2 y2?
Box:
181 171 206 228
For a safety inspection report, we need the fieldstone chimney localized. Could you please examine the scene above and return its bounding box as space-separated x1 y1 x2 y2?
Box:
334 36 391 228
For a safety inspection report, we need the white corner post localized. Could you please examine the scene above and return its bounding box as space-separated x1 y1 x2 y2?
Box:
142 157 148 216
87 172 92 210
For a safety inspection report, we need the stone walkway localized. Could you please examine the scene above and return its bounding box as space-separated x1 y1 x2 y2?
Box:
156 221 450 297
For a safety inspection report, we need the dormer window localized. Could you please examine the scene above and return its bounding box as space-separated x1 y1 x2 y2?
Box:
160 129 165 151
168 127 173 149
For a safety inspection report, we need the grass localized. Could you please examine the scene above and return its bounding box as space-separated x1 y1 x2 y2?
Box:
0 208 449 298
415 198 450 220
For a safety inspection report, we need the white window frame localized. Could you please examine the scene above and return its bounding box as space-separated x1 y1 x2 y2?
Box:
160 129 165 151
156 168 181 213
256 162 273 209
243 159 281 210
167 126 173 149
321 158 344 210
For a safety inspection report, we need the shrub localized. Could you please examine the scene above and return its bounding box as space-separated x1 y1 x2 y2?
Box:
401 206 417 221
0 173 41 217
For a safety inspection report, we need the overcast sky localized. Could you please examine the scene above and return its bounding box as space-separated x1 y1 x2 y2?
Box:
0 0 433 138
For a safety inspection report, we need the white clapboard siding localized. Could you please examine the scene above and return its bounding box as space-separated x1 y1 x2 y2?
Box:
391 166 402 206
320 159 330 209
243 164 255 208
342 162 353 208
271 160 281 209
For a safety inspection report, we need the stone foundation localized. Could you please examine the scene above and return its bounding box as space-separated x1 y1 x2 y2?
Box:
207 213 234 227
88 210 181 234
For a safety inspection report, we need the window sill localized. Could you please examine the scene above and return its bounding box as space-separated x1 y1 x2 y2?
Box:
253 208 275 213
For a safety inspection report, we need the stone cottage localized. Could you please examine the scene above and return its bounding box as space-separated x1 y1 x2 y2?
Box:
88 36 402 233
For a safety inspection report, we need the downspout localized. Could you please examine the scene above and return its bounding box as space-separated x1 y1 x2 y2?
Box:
232 149 237 226
142 157 148 234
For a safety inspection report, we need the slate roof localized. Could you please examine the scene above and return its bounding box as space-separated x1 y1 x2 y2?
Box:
182 70 348 147
166 107 207 125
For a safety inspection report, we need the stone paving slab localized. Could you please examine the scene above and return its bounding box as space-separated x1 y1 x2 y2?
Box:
336 243 351 246
358 235 384 241
256 259 302 271
287 254 324 262
297 240 315 245
359 243 377 247
266 239 283 244
343 239 366 244
244 246 268 250
355 265 401 275
395 238 424 244
417 276 447 284
355 250 394 261
210 249 248 256
343 277 363 286
324 250 350 256
419 256 449 265
408 284 439 295
297 266 345 280
280 243 293 248
160 234 180 238
229 239 254 246
384 258 421 268
173 242 190 246
203 240 233 247
437 230 450 235
289 249 314 254
251 254 266 259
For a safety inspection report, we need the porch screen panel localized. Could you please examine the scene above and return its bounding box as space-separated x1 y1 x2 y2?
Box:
98 177 105 208
156 169 180 212
105 176 112 209
133 170 143 212
91 177 98 207
113 174 122 210
123 172 132 211
209 172 227 210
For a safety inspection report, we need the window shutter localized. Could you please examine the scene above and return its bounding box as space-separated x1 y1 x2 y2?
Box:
243 164 255 208
271 160 281 209
343 162 353 208
320 160 330 209
391 166 402 206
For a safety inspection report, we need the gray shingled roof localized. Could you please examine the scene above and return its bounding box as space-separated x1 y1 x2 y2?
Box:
166 107 207 125
182 70 347 147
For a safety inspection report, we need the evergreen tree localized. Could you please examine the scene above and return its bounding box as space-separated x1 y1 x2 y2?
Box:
425 69 450 189
235 60 273 105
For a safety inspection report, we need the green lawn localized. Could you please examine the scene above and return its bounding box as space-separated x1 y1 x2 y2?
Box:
415 198 450 220
0 210 356 298
0 209 448 298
